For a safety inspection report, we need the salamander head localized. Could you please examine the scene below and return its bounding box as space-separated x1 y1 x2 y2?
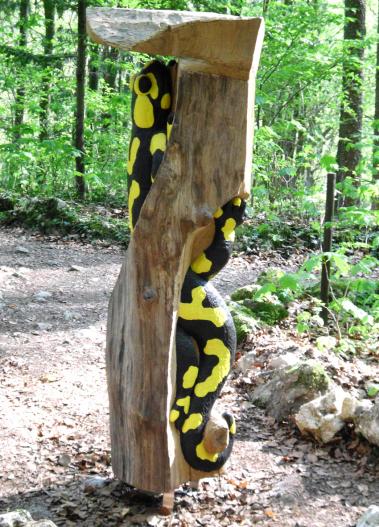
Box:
130 60 172 130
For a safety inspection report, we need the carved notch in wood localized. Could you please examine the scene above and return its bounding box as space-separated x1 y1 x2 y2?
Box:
87 8 264 493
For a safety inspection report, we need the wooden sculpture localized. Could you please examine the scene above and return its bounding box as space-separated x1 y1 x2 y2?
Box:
86 7 264 494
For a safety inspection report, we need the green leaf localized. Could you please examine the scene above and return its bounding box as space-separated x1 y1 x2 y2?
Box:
278 274 300 291
366 384 379 398
320 155 337 171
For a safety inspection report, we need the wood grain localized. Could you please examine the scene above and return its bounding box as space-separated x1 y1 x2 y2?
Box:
92 8 264 493
87 8 264 79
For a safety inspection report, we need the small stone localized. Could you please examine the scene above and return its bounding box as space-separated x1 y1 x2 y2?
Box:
35 322 52 331
15 246 30 255
63 311 74 321
57 453 71 466
83 475 109 494
33 291 52 302
68 265 84 272
356 506 379 527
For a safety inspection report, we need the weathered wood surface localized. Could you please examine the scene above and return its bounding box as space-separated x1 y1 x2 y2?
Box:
87 8 263 79
91 8 264 492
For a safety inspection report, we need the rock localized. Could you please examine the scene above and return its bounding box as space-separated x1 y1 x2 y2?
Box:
15 246 30 255
0 511 57 527
33 291 52 302
68 265 84 272
251 361 330 421
35 322 52 331
55 198 68 211
294 386 357 443
356 506 379 527
83 475 109 494
269 352 299 370
236 351 257 373
0 511 33 526
57 453 71 466
228 301 259 343
354 401 379 446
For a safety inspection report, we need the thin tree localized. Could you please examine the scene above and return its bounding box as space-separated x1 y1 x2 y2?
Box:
372 0 379 210
88 43 100 91
75 0 87 199
336 0 366 209
14 0 29 141
39 0 55 141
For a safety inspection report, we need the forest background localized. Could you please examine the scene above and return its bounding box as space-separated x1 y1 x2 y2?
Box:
0 0 378 355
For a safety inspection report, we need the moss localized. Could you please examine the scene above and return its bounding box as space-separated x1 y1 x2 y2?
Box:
243 298 288 325
257 267 285 286
230 284 261 302
290 362 330 392
228 301 259 344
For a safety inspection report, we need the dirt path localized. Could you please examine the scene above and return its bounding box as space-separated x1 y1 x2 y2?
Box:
0 227 377 527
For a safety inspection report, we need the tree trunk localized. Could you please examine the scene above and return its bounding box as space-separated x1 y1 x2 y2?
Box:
13 0 29 141
372 0 379 210
39 0 55 141
88 43 100 91
75 0 87 199
87 6 264 493
102 46 119 89
336 0 365 209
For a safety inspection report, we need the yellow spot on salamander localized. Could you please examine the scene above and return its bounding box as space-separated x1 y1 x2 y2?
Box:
213 207 223 219
221 218 237 242
128 180 140 232
167 121 173 139
150 132 167 156
179 286 227 328
182 413 203 433
170 409 180 423
176 396 190 415
183 365 199 389
196 440 219 462
134 95 154 128
229 418 236 435
161 93 171 109
232 197 242 206
127 137 140 176
191 252 212 274
194 339 230 398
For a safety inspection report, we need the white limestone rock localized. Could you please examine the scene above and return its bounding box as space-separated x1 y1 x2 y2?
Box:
0 511 57 527
356 506 379 527
355 401 379 447
294 386 357 443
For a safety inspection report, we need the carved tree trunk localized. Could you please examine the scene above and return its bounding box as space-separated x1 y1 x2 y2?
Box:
87 8 264 493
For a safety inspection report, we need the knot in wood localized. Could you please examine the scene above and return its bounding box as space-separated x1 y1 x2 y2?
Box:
143 287 157 302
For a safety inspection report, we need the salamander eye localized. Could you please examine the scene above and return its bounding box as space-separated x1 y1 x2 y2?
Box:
138 74 152 94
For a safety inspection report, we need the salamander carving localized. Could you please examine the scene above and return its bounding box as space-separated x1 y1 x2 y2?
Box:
127 59 246 472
